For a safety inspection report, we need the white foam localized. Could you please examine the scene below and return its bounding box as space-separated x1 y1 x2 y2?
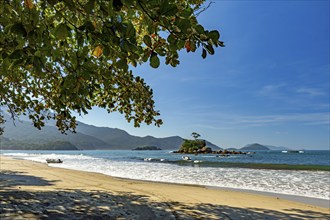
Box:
5 152 330 200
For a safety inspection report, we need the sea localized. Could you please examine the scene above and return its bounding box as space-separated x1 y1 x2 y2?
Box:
1 150 330 201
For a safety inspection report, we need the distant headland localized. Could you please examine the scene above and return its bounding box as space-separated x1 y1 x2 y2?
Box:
132 146 162 151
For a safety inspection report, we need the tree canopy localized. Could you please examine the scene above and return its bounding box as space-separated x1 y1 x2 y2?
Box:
0 0 224 134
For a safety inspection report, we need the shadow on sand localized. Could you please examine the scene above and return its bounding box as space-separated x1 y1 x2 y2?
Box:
0 171 329 220
0 170 57 188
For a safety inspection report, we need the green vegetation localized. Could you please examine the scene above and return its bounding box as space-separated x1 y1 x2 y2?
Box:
0 0 224 134
179 139 206 153
191 132 201 139
177 132 208 153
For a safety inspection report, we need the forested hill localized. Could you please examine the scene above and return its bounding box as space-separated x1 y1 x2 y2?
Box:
0 114 219 150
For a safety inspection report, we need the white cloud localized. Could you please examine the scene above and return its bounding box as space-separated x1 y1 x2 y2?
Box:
257 83 286 96
296 87 326 97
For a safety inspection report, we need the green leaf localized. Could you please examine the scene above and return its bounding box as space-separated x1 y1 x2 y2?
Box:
47 0 57 6
9 50 23 59
164 4 178 16
103 46 111 56
143 35 152 47
125 22 135 38
205 44 214 55
167 34 176 44
113 0 123 11
155 48 166 56
142 51 150 62
150 53 160 68
10 23 27 37
84 0 95 14
201 48 207 59
117 58 128 70
54 23 68 40
208 30 220 42
177 19 190 32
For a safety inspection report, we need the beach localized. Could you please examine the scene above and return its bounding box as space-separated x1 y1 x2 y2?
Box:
1 156 329 219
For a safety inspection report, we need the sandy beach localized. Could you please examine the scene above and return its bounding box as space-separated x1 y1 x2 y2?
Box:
1 156 329 219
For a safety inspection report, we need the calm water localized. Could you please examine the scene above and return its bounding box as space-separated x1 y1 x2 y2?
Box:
2 150 330 200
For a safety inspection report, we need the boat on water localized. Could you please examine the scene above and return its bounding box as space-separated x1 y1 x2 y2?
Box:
282 150 305 153
46 159 63 163
182 156 192 161
144 158 168 162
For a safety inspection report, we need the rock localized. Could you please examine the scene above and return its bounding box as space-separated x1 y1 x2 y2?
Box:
200 147 212 153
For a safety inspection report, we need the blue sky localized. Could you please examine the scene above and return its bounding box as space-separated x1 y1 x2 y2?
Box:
77 1 329 150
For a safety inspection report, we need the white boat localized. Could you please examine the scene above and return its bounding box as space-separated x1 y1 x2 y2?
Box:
144 158 158 161
182 156 192 161
144 158 168 162
282 150 305 154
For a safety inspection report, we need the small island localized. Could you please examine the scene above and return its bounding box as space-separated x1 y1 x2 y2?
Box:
132 146 162 151
173 133 251 155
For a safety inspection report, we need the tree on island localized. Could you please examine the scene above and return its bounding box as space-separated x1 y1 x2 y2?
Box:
178 132 207 153
191 132 201 140
0 0 224 135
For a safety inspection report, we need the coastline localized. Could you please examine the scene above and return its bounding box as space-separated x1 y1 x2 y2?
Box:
1 155 329 219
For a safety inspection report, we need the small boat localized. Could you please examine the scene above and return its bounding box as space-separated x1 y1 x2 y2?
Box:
193 160 202 164
182 156 192 161
144 158 165 162
46 159 63 163
144 158 156 161
282 150 304 154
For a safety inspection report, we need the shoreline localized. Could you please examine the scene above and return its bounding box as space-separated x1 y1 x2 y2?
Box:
1 155 329 219
8 155 330 204
52 165 330 208
4 155 330 206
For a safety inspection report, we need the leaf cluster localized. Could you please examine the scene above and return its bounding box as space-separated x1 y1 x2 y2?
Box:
0 0 223 133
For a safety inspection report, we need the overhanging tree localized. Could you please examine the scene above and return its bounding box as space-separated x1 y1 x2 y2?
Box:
0 0 224 134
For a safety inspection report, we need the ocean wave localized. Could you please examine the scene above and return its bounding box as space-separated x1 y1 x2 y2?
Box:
3 152 329 200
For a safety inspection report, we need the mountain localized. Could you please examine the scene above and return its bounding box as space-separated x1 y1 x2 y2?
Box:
241 143 270 151
2 115 108 150
264 145 290 151
0 137 78 150
1 114 220 150
75 122 219 150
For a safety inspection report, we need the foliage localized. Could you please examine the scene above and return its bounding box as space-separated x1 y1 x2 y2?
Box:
179 138 206 153
0 0 224 134
191 132 200 139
